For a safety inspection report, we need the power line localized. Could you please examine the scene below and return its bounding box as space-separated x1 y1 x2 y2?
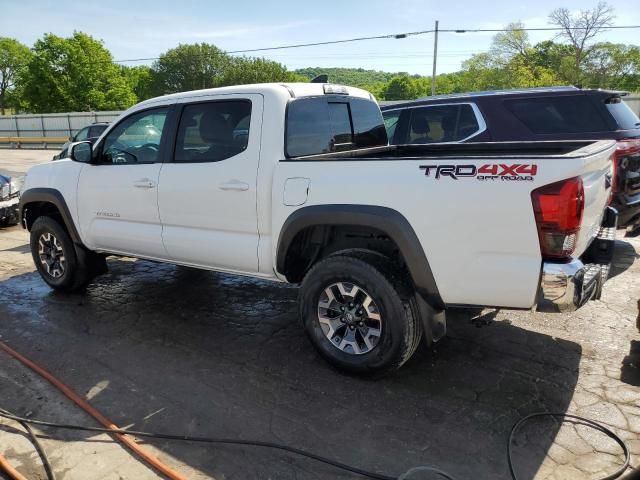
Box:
439 25 640 33
12 23 640 69
104 23 640 65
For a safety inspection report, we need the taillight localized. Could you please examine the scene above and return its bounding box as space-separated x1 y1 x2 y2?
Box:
613 138 640 195
531 177 584 259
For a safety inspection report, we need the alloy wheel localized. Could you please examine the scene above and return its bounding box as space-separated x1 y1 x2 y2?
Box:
317 282 382 355
38 232 66 278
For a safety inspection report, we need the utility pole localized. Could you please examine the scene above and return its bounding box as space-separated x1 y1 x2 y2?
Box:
431 20 439 96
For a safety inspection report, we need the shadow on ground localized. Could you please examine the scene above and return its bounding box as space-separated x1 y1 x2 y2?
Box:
621 340 640 387
0 259 582 480
609 239 639 279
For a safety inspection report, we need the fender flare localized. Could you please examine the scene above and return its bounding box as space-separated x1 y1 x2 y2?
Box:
276 204 443 308
19 188 82 244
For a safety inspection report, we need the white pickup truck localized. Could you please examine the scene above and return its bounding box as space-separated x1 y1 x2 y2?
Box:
19 83 617 374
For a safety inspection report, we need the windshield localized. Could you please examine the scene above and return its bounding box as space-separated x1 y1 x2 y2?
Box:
606 98 640 130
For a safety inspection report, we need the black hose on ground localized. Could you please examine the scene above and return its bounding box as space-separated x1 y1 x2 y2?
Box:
0 408 634 480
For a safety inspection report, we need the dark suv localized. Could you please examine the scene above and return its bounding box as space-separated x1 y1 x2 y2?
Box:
53 122 110 160
381 87 640 228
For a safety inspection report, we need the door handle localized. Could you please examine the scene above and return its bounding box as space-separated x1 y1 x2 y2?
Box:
134 178 156 189
219 180 249 191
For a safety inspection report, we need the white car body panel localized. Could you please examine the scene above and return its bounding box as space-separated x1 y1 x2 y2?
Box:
77 162 166 257
271 142 613 308
158 93 264 273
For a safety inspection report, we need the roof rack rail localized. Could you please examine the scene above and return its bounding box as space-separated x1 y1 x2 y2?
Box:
413 86 578 102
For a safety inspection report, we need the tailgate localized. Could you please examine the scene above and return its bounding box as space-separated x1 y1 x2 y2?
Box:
570 140 616 256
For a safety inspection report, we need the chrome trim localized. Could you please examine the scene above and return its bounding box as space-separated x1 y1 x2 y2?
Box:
537 259 602 313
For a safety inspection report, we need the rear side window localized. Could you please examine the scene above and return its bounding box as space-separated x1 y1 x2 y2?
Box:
174 100 251 163
505 96 610 134
286 96 387 157
406 104 481 144
606 98 640 130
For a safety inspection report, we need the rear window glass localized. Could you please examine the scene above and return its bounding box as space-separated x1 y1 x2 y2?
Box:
286 96 387 157
505 96 610 134
382 110 401 142
606 99 640 130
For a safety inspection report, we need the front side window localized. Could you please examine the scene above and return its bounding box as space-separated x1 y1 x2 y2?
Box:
407 104 481 144
101 108 168 164
505 96 609 134
174 100 252 163
286 96 387 157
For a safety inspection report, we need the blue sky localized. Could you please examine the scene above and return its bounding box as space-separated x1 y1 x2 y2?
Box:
1 0 639 75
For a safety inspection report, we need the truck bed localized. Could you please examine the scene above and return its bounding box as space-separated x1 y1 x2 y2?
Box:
274 139 616 309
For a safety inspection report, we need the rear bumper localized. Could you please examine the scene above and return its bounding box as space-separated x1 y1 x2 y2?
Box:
537 260 604 312
537 206 617 313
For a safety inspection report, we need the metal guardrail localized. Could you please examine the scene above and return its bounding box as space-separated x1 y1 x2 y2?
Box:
0 136 69 148
0 111 122 149
625 96 640 117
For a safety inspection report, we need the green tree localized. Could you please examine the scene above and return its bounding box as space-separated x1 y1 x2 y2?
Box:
122 65 154 102
23 32 135 112
382 75 421 100
0 37 32 114
362 81 387 100
582 43 640 90
219 57 305 86
295 67 405 88
491 22 532 64
529 40 574 73
150 43 230 95
549 2 615 84
433 72 466 95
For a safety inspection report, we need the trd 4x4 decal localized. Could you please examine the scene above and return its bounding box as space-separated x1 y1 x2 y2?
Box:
419 164 537 181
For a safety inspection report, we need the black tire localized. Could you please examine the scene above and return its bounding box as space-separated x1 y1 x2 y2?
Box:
299 253 422 376
30 216 89 292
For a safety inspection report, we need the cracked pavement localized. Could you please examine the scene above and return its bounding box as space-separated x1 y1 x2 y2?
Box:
0 151 639 479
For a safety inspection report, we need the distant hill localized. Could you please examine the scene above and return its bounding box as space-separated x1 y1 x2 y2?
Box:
294 67 424 88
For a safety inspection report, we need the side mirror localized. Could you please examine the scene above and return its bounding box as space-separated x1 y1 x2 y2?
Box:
69 141 93 163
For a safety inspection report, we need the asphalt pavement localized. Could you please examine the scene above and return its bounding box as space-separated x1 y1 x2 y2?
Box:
0 149 639 479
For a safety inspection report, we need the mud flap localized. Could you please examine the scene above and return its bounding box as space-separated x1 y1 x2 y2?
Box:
74 244 108 281
415 293 446 345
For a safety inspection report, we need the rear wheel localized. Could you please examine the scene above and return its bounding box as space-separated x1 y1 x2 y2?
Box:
299 254 422 375
30 216 90 291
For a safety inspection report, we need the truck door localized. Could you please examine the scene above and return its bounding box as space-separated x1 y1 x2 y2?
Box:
157 94 263 273
76 107 170 257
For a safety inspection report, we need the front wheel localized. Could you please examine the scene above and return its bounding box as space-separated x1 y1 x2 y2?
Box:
30 216 89 291
299 254 422 376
